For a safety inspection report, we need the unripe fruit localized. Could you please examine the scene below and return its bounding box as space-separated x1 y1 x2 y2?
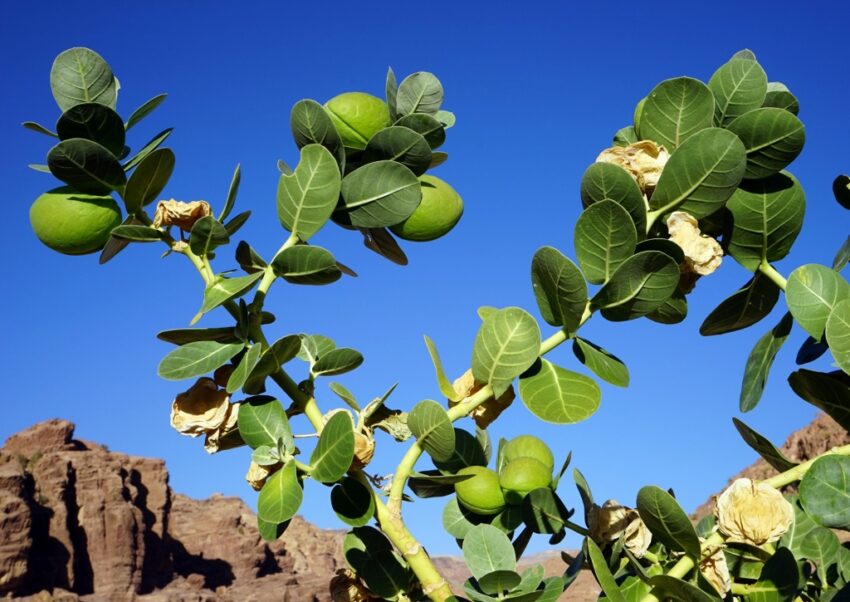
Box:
324 92 390 150
501 435 555 472
454 466 506 516
30 187 122 255
389 175 463 242
499 457 552 505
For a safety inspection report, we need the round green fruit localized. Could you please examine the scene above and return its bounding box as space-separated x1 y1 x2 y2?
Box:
454 466 506 516
324 92 390 150
499 457 552 505
30 187 122 255
389 175 463 242
502 435 555 472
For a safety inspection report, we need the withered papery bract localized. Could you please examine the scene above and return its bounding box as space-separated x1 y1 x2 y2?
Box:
667 211 723 278
699 539 732 596
170 377 231 437
596 140 670 198
153 199 212 231
715 478 794 545
449 368 515 429
587 499 652 557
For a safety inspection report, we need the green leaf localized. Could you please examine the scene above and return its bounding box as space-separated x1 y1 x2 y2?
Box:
636 485 701 558
477 570 523 596
125 93 167 130
360 550 410 599
763 82 799 115
572 337 629 387
225 343 262 393
424 336 463 402
256 517 288 542
634 238 685 264
471 307 541 397
56 103 125 157
591 251 680 321
740 312 794 412
799 526 841 585
586 538 627 602
238 396 293 450
218 164 241 223
277 144 341 241
726 108 805 180
443 497 480 539
646 289 688 325
310 410 355 483
613 126 638 147
408 400 455 462
257 461 302 523
780 495 819 559
648 576 720 602
109 224 163 242
744 547 799 602
726 172 806 271
290 99 345 169
22 121 57 137
195 272 263 322
462 524 517 580
579 162 647 237
433 428 488 474
396 72 443 116
786 264 850 340
331 477 375 527
157 341 244 381
521 488 570 534
530 246 588 332
223 210 251 236
700 273 781 335
732 418 798 473
343 526 394 572
826 298 850 374
189 216 230 256
386 67 398 121
639 77 715 149
235 241 267 274
799 455 850 529
573 468 594 517
833 236 850 271
28 163 51 173
338 160 421 228
394 113 446 149
244 335 302 393
329 382 360 411
50 48 117 111
408 470 471 499
518 359 600 424
833 175 850 210
363 126 431 176
788 369 850 431
649 127 746 219
312 348 363 377
708 57 768 126
297 334 336 365
361 226 408 266
271 245 341 285
574 200 637 285
123 128 173 171
157 326 240 345
47 138 127 194
123 148 175 214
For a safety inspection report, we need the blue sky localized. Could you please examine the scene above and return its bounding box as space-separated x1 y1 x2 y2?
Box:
3 1 850 556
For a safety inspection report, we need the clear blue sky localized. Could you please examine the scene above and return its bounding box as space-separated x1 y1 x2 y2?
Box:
3 1 849 555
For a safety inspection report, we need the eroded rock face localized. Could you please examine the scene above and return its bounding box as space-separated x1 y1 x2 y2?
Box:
0 420 343 602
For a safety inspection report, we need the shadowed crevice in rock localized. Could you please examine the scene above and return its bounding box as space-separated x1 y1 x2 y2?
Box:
65 464 94 595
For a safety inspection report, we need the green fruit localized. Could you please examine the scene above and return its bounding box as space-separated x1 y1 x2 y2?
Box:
454 466 506 516
389 175 463 242
30 187 122 255
501 435 555 472
324 92 390 150
499 457 552 505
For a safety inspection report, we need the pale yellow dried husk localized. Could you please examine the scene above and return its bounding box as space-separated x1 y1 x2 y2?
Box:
152 199 212 231
170 378 231 437
666 211 723 277
448 369 515 429
330 568 378 602
587 500 652 556
204 402 240 454
596 140 670 197
699 539 731 596
350 431 376 471
245 460 280 491
715 478 794 545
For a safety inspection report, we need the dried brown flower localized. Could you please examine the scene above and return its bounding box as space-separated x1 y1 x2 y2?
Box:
330 568 378 602
715 478 794 545
152 199 212 231
596 140 670 198
448 369 515 429
204 402 240 454
587 500 652 557
349 431 376 471
245 460 280 491
170 378 230 437
666 212 723 286
699 539 731 596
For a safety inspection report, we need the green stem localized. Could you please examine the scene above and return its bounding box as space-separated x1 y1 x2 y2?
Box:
565 520 589 537
758 259 788 291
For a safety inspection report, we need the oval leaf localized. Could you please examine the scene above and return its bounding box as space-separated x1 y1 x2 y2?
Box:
396 72 443 116
462 524 517 580
521 488 570 535
799 455 850 529
312 348 364 377
47 138 127 194
50 47 117 111
788 369 850 432
124 148 175 214
579 162 647 237
157 341 243 381
519 359 600 424
726 107 805 180
574 200 637 285
290 99 345 168
636 485 701 559
226 343 263 393
277 144 341 241
363 126 431 176
196 272 263 321
530 246 588 331
732 418 798 473
271 245 342 286
739 312 794 412
700 273 780 335
394 113 446 149
257 461 303 523
826 298 850 375
763 82 800 115
708 57 768 126
339 160 421 228
238 396 293 450
586 538 627 602
786 264 850 340
472 307 541 397
125 93 167 130
572 337 629 387
331 476 375 527
310 411 355 483
591 251 680 321
409 400 455 462
639 77 714 149
56 103 125 157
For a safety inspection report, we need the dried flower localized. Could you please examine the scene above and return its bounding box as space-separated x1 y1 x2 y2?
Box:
170 378 231 437
330 568 378 602
699 539 731 596
666 212 723 286
596 140 670 198
448 369 515 429
204 402 240 454
350 430 376 471
587 500 652 557
152 199 212 231
245 460 279 491
715 478 794 545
